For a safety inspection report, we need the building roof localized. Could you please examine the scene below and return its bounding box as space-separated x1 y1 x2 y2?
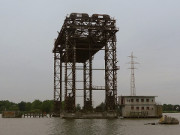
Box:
118 96 157 98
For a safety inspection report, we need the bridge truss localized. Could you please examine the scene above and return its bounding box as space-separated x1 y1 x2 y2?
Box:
53 13 119 113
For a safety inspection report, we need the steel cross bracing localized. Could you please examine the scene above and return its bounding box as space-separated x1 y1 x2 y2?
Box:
83 59 93 110
54 53 62 113
105 36 118 110
53 13 119 113
64 31 76 112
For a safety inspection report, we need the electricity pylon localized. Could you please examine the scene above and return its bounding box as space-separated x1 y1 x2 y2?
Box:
128 52 139 96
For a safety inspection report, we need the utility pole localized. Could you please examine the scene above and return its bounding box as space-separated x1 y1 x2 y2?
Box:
128 52 139 96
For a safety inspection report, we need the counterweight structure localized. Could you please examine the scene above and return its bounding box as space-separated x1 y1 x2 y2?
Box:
53 13 119 113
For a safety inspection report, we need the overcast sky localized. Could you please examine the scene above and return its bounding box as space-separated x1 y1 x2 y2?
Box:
0 0 180 106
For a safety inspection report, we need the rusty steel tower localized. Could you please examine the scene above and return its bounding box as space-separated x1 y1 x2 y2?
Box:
53 13 119 113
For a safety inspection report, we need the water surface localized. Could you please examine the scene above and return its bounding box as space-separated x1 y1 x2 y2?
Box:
0 113 180 135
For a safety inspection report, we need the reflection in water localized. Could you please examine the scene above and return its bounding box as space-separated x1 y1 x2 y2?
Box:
0 113 180 135
51 119 128 135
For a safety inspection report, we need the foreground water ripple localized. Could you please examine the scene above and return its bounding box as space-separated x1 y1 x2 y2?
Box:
0 113 180 135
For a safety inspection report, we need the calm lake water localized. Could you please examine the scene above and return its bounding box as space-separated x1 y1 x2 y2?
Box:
0 113 180 135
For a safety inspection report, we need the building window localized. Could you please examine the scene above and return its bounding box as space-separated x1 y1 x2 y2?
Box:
131 99 134 102
127 99 131 102
121 98 124 104
131 106 134 110
136 107 139 110
141 107 144 110
136 99 139 102
146 107 149 110
146 99 149 102
141 99 144 102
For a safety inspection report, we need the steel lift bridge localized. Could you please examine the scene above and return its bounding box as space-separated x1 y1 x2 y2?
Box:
53 13 119 114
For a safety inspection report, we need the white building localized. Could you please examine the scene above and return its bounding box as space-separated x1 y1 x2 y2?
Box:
118 96 162 118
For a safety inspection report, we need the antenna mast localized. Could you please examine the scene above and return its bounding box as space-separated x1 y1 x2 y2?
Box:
128 52 139 96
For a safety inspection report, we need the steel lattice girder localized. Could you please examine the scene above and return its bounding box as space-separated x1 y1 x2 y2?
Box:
53 13 118 113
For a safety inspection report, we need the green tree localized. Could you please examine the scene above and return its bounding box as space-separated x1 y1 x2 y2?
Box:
9 104 19 111
18 101 26 111
42 100 53 113
25 102 32 112
31 100 42 112
0 100 18 112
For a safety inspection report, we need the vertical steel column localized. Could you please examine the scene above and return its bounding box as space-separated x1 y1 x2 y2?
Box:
83 35 93 110
112 36 117 105
54 52 61 114
64 31 68 103
89 57 92 107
105 41 109 110
105 32 117 110
72 39 76 110
113 42 117 105
54 53 57 101
64 30 69 112
64 31 76 112
83 60 92 110
83 62 87 108
60 52 62 110
89 32 92 109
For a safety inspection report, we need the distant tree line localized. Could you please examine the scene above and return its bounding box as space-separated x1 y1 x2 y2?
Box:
2 100 178 113
163 104 180 112
0 100 54 113
0 100 107 113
